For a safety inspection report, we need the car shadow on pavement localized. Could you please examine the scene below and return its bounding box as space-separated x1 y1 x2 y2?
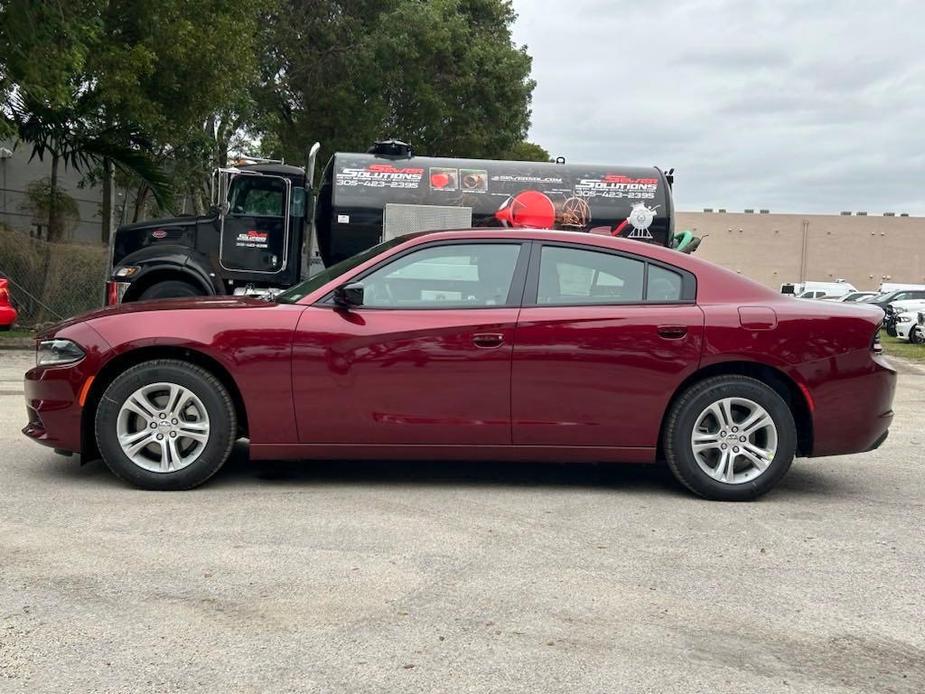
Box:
207 442 853 498
29 442 854 498
202 441 693 495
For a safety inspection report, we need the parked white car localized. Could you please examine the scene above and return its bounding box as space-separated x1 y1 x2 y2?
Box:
889 298 925 316
878 282 925 293
894 312 919 341
837 291 879 303
782 280 857 298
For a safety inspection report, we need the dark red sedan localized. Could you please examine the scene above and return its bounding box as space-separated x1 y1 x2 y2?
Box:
23 230 895 500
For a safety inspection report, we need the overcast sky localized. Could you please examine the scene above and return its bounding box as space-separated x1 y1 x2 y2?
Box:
511 0 925 214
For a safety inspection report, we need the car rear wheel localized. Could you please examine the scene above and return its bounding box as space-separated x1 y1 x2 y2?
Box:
662 375 797 501
139 280 201 301
95 359 236 490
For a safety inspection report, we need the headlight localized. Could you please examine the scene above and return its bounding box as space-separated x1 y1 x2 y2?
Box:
113 265 140 279
897 315 912 323
36 339 85 367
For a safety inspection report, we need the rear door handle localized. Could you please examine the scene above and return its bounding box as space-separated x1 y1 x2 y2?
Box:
657 325 688 339
473 333 505 348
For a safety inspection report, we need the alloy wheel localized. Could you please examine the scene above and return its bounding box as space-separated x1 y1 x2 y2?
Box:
690 397 778 484
116 382 211 473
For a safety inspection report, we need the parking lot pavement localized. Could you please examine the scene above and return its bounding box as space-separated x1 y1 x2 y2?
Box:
0 350 923 693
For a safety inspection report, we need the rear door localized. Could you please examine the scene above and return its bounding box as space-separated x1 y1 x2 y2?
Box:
220 173 291 274
292 240 530 445
512 243 704 448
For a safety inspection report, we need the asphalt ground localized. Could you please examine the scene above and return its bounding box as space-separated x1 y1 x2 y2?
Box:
1 348 923 693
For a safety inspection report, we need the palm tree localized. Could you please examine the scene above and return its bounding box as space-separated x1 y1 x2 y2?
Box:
3 90 172 242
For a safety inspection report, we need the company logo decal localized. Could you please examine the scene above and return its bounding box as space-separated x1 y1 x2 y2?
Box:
575 175 658 200
336 164 424 189
235 229 270 248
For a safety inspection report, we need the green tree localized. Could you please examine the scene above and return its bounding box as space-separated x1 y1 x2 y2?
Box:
502 141 550 162
262 0 538 170
20 176 81 239
0 0 266 237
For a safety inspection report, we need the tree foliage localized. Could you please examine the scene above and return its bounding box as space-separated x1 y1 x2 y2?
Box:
261 0 537 166
1 0 542 230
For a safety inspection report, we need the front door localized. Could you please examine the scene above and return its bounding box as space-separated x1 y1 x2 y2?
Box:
220 173 291 274
512 243 704 448
292 241 529 445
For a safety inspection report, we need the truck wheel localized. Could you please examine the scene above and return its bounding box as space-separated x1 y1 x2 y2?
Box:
94 359 236 490
139 280 201 300
662 375 797 501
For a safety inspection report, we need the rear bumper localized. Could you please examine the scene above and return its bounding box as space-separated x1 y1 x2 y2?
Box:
0 305 17 327
802 352 897 458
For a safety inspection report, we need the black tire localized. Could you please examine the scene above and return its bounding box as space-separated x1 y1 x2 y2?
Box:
911 326 925 345
139 280 201 301
94 359 236 490
662 375 797 501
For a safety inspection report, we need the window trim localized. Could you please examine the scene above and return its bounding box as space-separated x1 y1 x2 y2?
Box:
523 241 697 307
317 239 532 310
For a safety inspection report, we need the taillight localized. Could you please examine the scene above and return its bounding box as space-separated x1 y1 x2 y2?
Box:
105 280 130 305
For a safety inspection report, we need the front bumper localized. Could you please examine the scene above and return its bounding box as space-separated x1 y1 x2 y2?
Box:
21 324 109 455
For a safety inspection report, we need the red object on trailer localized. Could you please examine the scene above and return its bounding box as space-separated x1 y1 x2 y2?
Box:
0 278 18 330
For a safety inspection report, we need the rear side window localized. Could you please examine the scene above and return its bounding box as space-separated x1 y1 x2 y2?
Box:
647 265 683 302
537 246 644 305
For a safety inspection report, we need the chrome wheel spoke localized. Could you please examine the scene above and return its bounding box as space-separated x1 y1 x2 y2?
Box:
711 449 734 482
741 410 772 436
124 393 157 422
178 424 208 444
122 430 156 457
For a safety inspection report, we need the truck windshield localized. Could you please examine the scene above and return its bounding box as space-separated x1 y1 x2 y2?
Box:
275 236 409 304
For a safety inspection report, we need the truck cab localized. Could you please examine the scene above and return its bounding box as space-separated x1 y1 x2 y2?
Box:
107 161 309 303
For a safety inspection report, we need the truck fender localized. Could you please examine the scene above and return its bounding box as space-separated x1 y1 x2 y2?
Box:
115 249 217 301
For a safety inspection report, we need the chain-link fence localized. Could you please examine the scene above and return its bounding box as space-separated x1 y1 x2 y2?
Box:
0 226 108 328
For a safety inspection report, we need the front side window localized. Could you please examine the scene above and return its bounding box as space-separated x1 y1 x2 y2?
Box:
361 243 522 308
537 246 645 305
228 176 285 217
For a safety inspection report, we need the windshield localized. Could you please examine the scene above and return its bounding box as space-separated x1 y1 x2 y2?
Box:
276 236 408 304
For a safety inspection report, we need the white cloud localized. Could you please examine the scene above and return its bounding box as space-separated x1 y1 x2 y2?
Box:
512 0 925 214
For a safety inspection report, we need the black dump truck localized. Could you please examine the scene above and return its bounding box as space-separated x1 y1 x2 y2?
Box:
106 140 696 304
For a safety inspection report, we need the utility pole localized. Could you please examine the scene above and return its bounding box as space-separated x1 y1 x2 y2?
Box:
101 158 114 245
0 147 11 225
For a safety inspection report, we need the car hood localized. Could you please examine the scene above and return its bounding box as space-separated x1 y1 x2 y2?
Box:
37 296 276 340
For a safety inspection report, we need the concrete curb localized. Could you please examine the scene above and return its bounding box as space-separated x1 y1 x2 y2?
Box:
0 339 33 350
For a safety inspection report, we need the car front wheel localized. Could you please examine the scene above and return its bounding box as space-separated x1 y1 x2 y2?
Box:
662 375 797 501
95 359 236 490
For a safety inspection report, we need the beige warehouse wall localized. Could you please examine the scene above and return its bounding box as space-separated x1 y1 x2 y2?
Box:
676 212 925 291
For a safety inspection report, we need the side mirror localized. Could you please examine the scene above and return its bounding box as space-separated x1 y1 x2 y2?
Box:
334 282 364 308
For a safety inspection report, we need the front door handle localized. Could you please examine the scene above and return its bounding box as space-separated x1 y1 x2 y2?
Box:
473 333 505 348
657 325 688 339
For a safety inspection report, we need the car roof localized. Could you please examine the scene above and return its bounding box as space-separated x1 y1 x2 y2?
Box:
394 227 778 303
